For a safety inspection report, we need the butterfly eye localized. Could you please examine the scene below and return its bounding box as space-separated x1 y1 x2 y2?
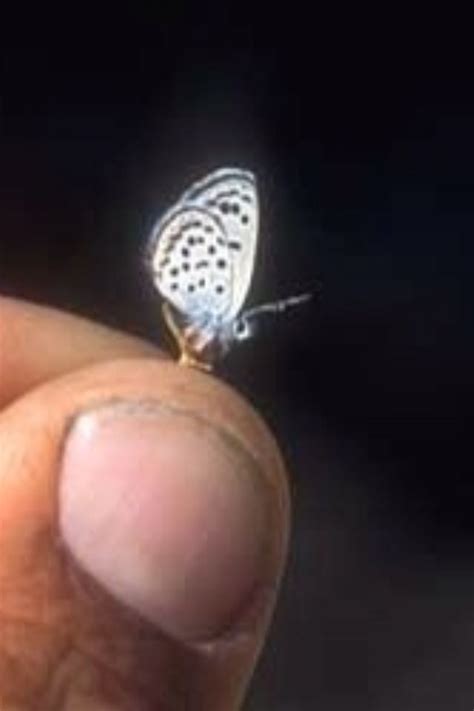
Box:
233 318 252 341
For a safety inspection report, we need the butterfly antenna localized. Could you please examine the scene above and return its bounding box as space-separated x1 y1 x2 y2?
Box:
244 290 315 319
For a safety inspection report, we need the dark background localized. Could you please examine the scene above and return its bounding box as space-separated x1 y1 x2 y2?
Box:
1 9 473 710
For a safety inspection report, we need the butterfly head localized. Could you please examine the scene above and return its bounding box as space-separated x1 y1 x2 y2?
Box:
231 315 257 343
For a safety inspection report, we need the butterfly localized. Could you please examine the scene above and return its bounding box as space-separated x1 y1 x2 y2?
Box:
147 167 312 370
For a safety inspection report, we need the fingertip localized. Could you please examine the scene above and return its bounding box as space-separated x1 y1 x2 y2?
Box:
0 296 163 406
0 356 290 707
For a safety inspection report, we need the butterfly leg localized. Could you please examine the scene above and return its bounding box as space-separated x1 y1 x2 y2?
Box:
161 303 212 371
179 350 212 371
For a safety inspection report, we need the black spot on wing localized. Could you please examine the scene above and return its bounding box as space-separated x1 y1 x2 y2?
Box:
180 220 202 231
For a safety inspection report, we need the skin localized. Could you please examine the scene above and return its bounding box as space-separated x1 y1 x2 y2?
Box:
0 296 290 710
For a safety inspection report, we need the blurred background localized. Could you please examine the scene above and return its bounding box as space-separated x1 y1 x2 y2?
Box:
1 8 473 709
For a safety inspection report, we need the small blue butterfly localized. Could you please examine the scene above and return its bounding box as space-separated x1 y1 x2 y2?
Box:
148 167 312 369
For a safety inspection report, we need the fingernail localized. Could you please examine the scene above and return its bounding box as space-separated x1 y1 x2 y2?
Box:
59 401 269 642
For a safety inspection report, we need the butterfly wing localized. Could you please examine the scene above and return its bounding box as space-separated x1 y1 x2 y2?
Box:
149 204 233 324
180 168 258 320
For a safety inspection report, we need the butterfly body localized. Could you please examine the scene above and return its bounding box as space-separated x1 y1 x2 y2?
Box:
148 167 311 369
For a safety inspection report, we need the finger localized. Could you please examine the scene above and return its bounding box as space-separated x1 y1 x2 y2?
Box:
0 296 164 406
0 358 289 709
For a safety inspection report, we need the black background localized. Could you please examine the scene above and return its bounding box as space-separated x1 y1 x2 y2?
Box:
1 9 474 710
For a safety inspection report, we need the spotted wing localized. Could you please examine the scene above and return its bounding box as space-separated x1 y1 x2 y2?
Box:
179 168 258 320
149 204 233 323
